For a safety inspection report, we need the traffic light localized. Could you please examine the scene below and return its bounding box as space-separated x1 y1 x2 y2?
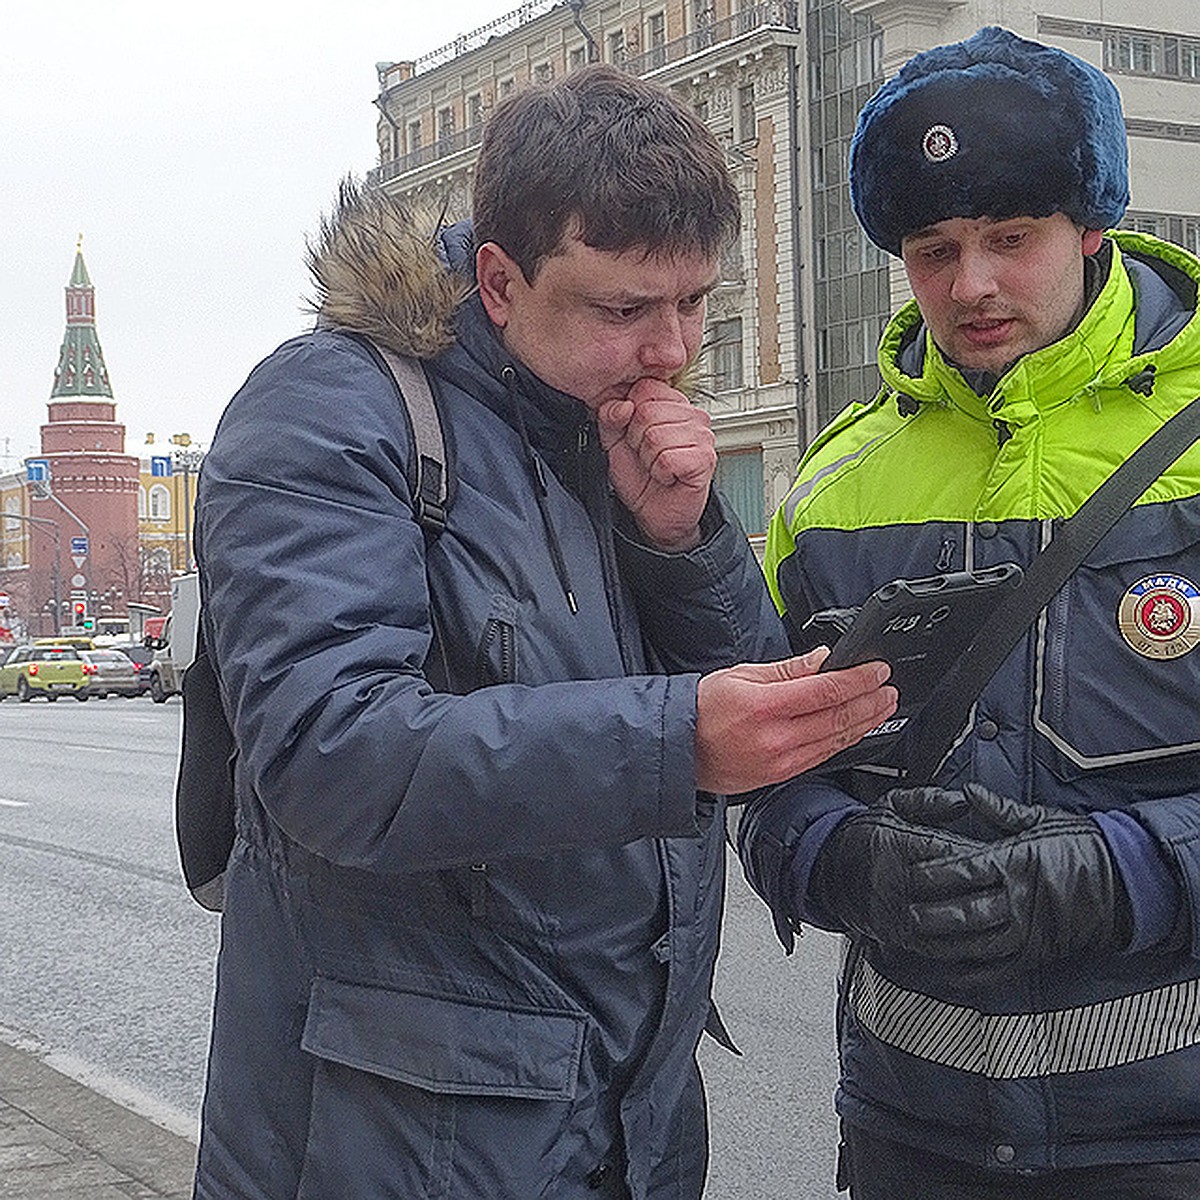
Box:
72 599 95 631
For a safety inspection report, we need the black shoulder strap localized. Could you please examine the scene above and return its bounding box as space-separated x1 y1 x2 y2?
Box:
902 393 1200 781
368 340 451 539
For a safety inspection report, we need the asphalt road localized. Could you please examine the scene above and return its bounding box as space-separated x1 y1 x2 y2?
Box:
0 696 845 1198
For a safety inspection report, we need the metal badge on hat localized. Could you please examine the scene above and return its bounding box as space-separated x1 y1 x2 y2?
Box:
922 124 958 163
1118 573 1200 659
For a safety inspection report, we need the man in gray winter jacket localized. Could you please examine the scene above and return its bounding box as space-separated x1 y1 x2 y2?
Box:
190 65 896 1199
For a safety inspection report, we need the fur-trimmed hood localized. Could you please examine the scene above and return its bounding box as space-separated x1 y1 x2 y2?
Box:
305 179 471 361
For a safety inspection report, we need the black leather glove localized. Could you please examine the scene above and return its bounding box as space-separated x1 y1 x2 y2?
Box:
808 787 980 951
897 783 1133 975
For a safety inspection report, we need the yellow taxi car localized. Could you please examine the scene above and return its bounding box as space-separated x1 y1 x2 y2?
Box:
0 644 92 701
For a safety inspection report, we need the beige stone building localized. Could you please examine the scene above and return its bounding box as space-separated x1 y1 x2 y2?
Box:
371 0 1200 542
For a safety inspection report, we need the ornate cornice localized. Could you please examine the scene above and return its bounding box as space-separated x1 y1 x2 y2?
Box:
842 0 965 20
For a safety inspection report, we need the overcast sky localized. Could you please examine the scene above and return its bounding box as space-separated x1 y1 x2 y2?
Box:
1 0 509 471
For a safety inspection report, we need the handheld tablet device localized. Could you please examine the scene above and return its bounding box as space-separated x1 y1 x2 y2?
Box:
814 563 1024 770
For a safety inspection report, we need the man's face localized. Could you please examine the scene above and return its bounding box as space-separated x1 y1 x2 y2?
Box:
477 232 718 410
901 213 1104 375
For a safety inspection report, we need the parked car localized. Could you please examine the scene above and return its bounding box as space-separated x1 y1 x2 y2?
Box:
110 643 155 694
33 636 97 651
0 644 91 701
78 648 144 698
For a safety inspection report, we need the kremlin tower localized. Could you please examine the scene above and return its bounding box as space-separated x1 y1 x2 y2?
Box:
26 240 140 631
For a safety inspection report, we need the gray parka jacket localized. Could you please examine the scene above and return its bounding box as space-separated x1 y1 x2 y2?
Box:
191 194 786 1199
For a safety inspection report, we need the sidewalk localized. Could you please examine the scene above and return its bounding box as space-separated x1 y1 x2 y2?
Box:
0 1038 197 1199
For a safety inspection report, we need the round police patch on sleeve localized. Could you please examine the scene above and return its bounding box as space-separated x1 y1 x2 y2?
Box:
1118 574 1200 660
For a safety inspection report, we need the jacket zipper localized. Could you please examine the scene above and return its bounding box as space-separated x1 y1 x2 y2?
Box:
475 618 516 687
577 419 638 674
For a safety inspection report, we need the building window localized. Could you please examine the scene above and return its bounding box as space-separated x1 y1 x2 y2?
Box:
1181 40 1200 78
4 496 19 533
710 317 744 392
466 93 484 127
149 484 171 522
498 76 515 98
569 45 588 70
607 29 625 63
720 234 744 282
137 485 147 519
407 120 422 153
859 32 883 83
1108 32 1159 74
812 144 826 188
533 60 555 84
1125 213 1168 237
807 0 889 434
715 451 765 535
737 83 756 143
860 318 881 365
1121 209 1200 254
1100 26 1200 80
646 11 666 67
436 106 456 145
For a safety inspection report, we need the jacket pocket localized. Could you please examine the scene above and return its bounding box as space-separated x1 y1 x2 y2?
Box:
300 975 585 1100
1034 499 1200 779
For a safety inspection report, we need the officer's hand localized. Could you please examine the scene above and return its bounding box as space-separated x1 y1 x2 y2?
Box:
807 788 986 951
597 378 715 550
905 784 1132 976
694 649 897 793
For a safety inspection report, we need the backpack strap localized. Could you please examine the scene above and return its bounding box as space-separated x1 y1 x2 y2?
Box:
176 334 455 912
369 340 451 539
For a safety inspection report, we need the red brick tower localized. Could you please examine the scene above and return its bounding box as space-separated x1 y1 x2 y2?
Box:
27 239 140 633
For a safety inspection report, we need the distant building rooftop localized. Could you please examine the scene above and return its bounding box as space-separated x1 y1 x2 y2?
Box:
379 0 559 87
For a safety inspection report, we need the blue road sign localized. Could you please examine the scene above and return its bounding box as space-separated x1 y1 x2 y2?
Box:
25 459 49 482
71 536 89 557
150 455 173 477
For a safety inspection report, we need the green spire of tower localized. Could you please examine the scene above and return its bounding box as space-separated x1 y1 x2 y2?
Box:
51 234 113 398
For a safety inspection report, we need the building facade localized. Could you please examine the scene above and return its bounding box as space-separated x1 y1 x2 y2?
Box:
369 0 1200 542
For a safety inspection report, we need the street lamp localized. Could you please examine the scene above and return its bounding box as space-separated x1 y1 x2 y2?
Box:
169 434 204 573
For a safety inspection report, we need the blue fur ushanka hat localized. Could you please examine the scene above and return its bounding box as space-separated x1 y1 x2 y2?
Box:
850 26 1130 255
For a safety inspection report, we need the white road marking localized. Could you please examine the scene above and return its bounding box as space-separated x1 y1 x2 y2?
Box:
0 799 29 807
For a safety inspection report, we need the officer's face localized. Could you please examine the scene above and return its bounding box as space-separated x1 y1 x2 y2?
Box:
476 231 717 410
901 213 1105 375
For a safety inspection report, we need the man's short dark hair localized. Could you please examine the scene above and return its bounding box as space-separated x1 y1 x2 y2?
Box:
473 65 740 280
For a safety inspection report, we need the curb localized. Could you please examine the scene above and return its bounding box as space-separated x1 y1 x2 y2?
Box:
0 1038 197 1198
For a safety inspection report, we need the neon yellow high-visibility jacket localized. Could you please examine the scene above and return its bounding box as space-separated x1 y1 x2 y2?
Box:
740 230 1200 1173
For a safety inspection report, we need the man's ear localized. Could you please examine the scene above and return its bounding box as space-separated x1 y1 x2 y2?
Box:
476 242 522 328
1081 229 1105 256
